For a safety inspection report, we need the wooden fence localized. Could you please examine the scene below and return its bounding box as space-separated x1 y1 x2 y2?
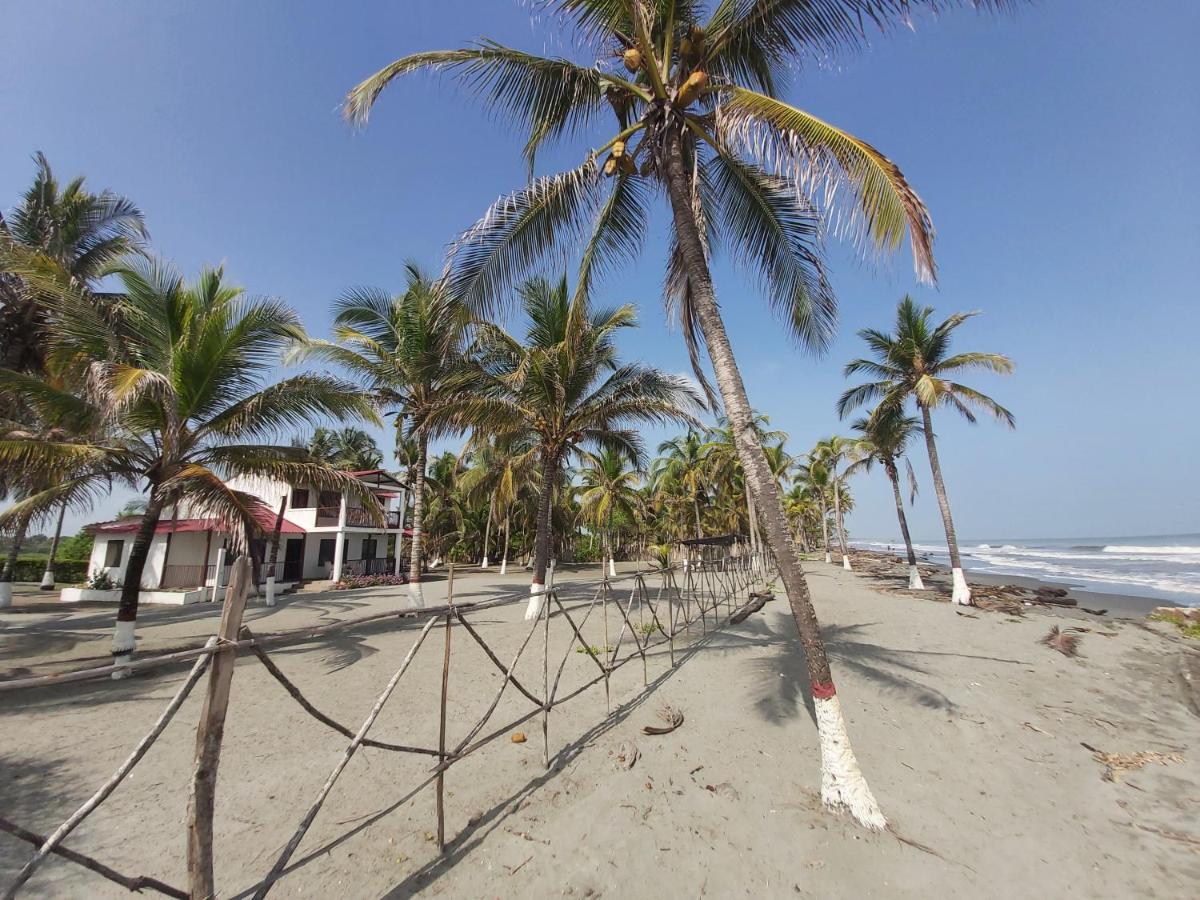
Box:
0 550 775 898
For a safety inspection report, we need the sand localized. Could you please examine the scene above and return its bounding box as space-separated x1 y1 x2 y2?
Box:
2 561 1198 898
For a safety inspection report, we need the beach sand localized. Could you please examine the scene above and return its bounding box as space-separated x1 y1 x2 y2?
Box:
1 561 1198 897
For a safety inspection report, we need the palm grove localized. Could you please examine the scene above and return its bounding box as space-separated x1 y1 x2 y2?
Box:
0 1 1020 832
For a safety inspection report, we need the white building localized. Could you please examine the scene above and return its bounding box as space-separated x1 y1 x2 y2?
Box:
77 469 409 603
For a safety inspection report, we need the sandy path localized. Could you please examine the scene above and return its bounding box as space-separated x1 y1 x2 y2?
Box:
2 562 1198 898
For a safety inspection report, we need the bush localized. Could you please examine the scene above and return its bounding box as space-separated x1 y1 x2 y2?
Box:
8 558 90 584
334 573 407 590
85 570 120 590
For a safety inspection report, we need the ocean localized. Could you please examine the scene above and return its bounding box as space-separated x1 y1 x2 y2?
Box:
854 533 1200 606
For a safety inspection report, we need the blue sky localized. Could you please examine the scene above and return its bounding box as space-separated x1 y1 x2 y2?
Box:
3 1 1197 542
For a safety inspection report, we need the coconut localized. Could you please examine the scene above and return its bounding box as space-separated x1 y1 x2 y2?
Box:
611 140 626 159
618 154 637 176
623 48 642 72
676 70 708 107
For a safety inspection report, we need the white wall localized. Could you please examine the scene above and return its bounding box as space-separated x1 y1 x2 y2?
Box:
89 533 170 588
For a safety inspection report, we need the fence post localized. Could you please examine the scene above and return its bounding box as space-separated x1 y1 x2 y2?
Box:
187 556 251 899
436 566 453 853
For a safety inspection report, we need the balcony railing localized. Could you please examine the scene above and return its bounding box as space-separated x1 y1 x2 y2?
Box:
341 557 398 577
313 506 403 529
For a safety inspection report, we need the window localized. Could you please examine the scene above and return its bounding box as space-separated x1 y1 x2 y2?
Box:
318 490 340 510
362 539 377 560
104 540 124 567
318 539 336 566
291 488 311 508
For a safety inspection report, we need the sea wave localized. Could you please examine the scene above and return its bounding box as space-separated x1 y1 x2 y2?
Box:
1104 545 1200 555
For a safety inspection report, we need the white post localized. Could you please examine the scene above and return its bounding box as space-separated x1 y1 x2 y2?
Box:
210 547 226 603
608 556 616 578
331 493 347 584
0 582 11 609
908 565 926 590
842 555 852 571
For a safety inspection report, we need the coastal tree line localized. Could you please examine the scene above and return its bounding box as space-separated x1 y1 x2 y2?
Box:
0 0 1023 831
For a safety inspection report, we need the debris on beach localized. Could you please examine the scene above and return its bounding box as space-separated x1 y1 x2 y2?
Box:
610 740 640 770
1040 626 1082 657
1081 742 1184 782
511 732 527 743
642 705 684 735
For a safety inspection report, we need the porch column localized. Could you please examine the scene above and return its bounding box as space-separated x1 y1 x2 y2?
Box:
330 493 347 582
210 547 226 603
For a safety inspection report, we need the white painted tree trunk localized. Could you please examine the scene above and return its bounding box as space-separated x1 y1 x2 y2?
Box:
265 576 276 607
815 694 887 830
608 557 616 578
842 555 852 571
0 583 12 609
524 581 546 621
407 580 425 609
908 565 926 590
951 568 971 605
111 619 136 680
824 551 832 564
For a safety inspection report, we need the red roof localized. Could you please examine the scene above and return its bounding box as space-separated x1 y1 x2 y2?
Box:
87 503 305 536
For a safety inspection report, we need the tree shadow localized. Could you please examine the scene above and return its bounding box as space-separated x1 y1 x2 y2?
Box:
0 753 88 879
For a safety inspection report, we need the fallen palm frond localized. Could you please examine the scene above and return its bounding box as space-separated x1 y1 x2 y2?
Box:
1081 742 1184 782
1040 626 1081 657
642 705 684 736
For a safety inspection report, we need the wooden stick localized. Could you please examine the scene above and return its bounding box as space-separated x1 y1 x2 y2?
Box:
251 614 438 899
436 566 453 852
0 816 187 899
1 639 215 900
542 585 550 770
246 635 442 757
187 557 251 900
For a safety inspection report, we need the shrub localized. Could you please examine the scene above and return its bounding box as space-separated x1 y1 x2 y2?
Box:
10 558 90 583
85 570 120 590
334 573 408 590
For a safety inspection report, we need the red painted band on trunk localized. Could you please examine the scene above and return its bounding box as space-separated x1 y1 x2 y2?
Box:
811 681 837 700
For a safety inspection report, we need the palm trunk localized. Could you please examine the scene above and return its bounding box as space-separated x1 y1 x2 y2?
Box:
481 495 494 567
407 434 428 607
525 447 558 620
833 478 851 571
664 127 884 828
40 502 67 590
0 515 30 608
112 488 166 675
885 460 924 589
500 510 510 575
692 495 702 539
920 406 970 605
818 496 831 564
264 495 288 606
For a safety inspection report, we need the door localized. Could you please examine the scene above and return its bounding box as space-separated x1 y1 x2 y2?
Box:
282 538 304 582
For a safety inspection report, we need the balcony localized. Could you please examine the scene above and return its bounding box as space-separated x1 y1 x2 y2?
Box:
314 506 403 529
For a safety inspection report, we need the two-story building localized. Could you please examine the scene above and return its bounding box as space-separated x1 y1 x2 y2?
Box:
74 469 409 604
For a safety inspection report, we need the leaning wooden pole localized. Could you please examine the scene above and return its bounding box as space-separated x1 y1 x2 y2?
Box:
187 557 251 900
2 641 215 900
436 566 454 852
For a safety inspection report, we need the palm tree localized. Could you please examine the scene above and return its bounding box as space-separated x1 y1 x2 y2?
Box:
459 435 538 571
0 153 146 373
839 296 1014 605
845 406 925 589
296 263 472 606
810 436 856 570
578 448 642 578
649 430 709 539
795 458 833 563
431 276 699 618
0 259 380 666
304 426 384 471
344 0 1017 828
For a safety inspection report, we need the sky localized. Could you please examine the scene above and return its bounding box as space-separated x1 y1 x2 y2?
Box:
2 1 1198 543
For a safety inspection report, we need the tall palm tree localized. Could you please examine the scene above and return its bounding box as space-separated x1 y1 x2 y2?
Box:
703 414 785 555
459 435 538 571
845 406 925 588
431 276 699 618
810 436 855 570
0 259 380 666
0 153 147 373
297 263 472 606
649 430 709 539
578 447 642 577
795 458 833 563
344 0 1018 828
303 426 385 471
839 296 1014 605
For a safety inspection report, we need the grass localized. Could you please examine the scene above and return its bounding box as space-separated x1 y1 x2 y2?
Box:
1149 611 1200 640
